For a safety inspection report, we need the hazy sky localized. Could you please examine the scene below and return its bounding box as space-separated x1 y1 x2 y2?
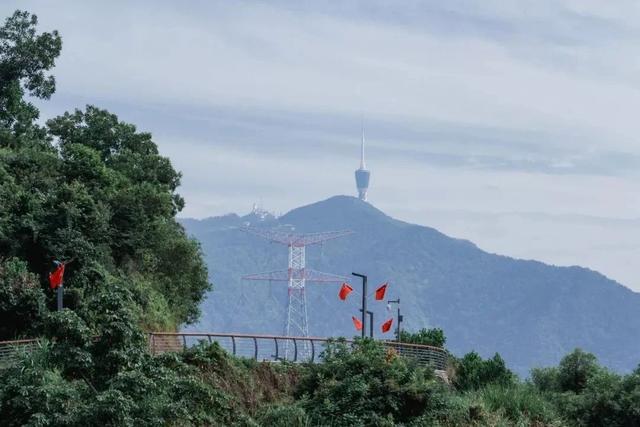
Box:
5 1 640 291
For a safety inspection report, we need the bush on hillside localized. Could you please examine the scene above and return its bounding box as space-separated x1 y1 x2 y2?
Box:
0 258 47 340
295 338 457 426
255 404 310 427
452 352 515 392
0 283 240 426
530 366 562 392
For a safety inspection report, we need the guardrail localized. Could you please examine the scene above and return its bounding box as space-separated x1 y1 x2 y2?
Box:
147 332 448 370
0 338 39 368
0 333 449 372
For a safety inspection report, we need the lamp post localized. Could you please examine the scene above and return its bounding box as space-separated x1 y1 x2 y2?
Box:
352 273 367 338
387 299 402 342
57 283 63 311
360 309 374 338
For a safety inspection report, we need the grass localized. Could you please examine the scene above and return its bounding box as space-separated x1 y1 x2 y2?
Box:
471 383 562 426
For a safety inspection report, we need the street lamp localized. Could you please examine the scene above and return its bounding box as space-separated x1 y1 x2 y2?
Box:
387 299 403 342
352 273 367 338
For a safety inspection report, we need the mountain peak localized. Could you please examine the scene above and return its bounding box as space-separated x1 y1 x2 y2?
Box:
280 195 394 231
182 195 640 376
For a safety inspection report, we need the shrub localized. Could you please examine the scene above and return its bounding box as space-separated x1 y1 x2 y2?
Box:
0 343 84 426
295 338 453 426
0 258 47 340
572 370 624 426
256 404 310 427
453 352 515 392
43 310 93 378
530 366 561 392
553 369 640 427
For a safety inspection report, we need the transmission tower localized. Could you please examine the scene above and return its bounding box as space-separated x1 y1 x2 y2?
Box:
242 227 352 358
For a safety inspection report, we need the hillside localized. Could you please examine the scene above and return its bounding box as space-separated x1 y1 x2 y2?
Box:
182 195 640 375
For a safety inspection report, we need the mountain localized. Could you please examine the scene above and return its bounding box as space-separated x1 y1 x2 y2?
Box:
180 195 640 375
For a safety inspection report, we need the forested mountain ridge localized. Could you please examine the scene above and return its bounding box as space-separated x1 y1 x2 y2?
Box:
183 195 640 375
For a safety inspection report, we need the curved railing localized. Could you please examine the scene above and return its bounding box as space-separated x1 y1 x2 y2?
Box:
0 333 449 371
147 332 448 371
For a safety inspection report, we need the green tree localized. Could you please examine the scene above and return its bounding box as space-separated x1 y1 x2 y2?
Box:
0 10 61 144
46 106 210 325
0 10 209 330
557 348 600 393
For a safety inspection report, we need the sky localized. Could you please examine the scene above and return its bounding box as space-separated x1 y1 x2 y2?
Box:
4 1 640 291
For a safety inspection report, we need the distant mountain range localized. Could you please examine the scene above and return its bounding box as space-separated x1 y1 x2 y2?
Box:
180 195 640 376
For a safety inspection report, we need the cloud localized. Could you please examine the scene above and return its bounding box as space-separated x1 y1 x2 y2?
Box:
3 1 640 290
11 0 640 154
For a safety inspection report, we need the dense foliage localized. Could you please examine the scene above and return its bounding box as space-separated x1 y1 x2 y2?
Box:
452 351 515 392
0 287 243 426
295 338 446 425
5 319 640 426
0 10 209 338
0 258 46 338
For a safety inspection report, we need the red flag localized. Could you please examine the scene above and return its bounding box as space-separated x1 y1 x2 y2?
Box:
352 316 363 331
338 283 353 300
381 318 394 333
49 263 65 289
375 283 388 300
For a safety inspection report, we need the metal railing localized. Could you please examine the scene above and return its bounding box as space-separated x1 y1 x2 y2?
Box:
148 332 448 370
0 333 449 372
384 340 448 370
0 338 39 368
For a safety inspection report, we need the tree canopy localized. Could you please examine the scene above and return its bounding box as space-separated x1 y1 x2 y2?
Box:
0 10 210 339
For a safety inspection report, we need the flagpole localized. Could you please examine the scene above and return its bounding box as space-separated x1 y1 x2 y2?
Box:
57 282 63 311
51 260 66 311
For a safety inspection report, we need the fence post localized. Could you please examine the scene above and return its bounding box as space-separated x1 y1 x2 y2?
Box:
253 337 258 360
274 337 279 361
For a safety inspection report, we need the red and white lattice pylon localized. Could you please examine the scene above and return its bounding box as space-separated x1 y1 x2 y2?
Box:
242 227 352 359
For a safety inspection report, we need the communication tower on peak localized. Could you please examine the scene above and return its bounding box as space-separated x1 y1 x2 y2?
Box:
355 125 371 201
